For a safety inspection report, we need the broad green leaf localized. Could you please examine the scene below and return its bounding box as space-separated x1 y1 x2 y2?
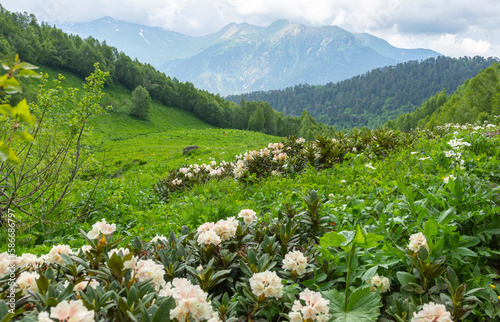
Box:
13 131 34 142
11 99 35 125
0 143 21 164
0 104 13 117
153 297 175 322
396 271 418 285
361 265 379 280
323 287 381 322
320 231 347 248
424 219 438 237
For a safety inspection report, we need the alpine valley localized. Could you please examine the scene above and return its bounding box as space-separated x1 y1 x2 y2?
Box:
58 17 440 95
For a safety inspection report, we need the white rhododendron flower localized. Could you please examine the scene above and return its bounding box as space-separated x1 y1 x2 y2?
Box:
233 160 247 178
290 289 330 322
408 232 429 253
151 234 168 243
365 163 376 169
411 302 452 322
17 253 38 269
214 216 239 241
273 152 288 162
46 245 73 265
282 250 308 276
171 178 182 185
0 252 13 276
197 230 222 246
16 271 40 295
87 219 116 239
296 137 306 144
197 222 217 233
134 259 166 288
159 278 215 321
367 274 390 293
249 271 283 299
79 245 92 254
46 299 95 322
108 247 130 257
238 209 257 224
123 255 138 270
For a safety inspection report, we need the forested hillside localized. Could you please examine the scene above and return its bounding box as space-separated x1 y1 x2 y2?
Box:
387 62 500 130
0 6 334 139
227 56 499 129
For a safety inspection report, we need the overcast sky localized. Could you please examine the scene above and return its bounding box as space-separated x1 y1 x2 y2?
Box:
3 0 499 57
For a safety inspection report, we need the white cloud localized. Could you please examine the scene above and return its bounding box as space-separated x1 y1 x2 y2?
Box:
1 0 499 57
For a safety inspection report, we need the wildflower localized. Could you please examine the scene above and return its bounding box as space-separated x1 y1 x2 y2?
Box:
296 137 306 144
108 248 130 257
282 250 308 276
238 209 257 224
341 179 346 183
179 167 189 174
490 284 496 288
443 175 456 184
87 219 116 239
151 234 168 243
159 278 215 321
46 245 73 265
45 299 94 322
411 302 452 321
290 289 330 322
271 170 280 176
367 274 390 293
365 163 376 170
171 178 182 185
418 157 430 161
134 259 166 288
408 232 429 253
16 271 40 295
249 271 283 299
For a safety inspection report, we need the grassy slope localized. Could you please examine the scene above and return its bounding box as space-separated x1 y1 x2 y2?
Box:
4 65 282 252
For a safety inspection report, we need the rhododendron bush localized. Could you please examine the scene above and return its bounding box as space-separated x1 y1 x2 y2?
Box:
2 123 500 321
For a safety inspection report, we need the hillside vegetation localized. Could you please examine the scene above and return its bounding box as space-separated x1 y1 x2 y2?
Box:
0 6 334 138
227 56 499 129
388 62 500 131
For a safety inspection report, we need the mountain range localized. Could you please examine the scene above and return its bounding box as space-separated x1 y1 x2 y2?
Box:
58 17 440 95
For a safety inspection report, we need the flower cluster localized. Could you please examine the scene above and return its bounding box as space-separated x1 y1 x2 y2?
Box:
411 302 452 321
367 274 390 293
197 217 239 246
171 178 182 185
151 234 168 243
282 250 308 276
408 232 429 253
249 271 283 299
87 218 116 239
289 289 330 322
133 259 166 288
16 271 40 295
37 299 94 322
238 209 257 224
159 278 216 321
443 175 456 183
46 244 74 265
365 163 376 170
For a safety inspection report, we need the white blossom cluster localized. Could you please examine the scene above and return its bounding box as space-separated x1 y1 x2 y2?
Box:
289 289 330 322
196 217 239 246
37 299 94 322
282 250 308 276
232 160 247 178
171 178 182 185
87 218 116 240
159 278 220 322
16 271 40 295
408 232 429 253
237 209 257 224
411 302 452 321
367 274 390 293
249 271 283 299
151 234 168 243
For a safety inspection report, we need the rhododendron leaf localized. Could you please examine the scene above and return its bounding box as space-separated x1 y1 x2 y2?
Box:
46 297 58 307
126 310 139 322
45 268 55 283
57 283 74 302
0 301 14 322
128 286 138 308
396 272 418 285
36 275 49 294
153 297 175 322
417 247 429 261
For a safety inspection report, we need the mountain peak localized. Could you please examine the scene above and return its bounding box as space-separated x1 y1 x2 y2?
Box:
98 16 115 23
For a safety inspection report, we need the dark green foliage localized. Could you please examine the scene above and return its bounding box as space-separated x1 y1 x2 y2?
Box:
130 85 151 120
389 63 500 129
227 56 499 129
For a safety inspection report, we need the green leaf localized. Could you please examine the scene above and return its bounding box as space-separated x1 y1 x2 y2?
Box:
452 247 477 257
0 104 13 117
361 266 379 281
11 99 35 125
424 219 438 237
323 287 381 322
153 297 175 322
320 231 347 248
0 143 21 164
437 208 456 225
396 271 418 285
13 131 34 142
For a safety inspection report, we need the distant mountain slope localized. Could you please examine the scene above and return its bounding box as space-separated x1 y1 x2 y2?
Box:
58 18 440 95
226 56 500 129
388 62 500 130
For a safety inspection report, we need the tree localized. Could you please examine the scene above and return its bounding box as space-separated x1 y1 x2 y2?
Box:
248 105 265 132
130 85 151 120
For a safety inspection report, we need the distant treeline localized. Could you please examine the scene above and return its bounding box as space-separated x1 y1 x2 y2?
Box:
227 56 499 129
0 6 334 139
385 63 500 131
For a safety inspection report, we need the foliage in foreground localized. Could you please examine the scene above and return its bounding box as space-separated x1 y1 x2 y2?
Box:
2 122 500 321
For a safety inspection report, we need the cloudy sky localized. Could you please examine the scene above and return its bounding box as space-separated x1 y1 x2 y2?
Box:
3 0 499 57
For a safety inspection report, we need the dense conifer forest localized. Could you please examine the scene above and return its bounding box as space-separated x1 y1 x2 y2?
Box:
227 56 499 129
